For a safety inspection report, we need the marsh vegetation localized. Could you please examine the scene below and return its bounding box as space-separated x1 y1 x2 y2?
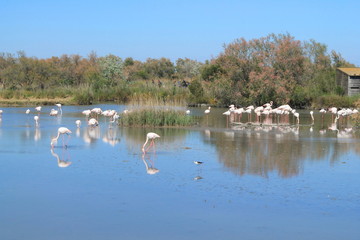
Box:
0 33 358 108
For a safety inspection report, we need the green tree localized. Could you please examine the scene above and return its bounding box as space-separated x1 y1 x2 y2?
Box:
98 54 124 87
143 58 175 79
175 58 202 79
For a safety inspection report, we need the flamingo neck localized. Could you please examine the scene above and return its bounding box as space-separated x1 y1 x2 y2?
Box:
51 131 61 144
142 137 149 151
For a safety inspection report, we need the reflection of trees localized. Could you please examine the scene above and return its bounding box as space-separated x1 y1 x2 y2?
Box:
121 127 189 153
201 124 360 178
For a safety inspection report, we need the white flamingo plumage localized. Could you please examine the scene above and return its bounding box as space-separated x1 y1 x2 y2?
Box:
34 116 39 126
88 118 99 127
55 103 62 114
294 112 300 124
204 107 211 114
82 110 91 118
142 132 160 153
51 127 72 148
76 120 81 128
50 109 58 116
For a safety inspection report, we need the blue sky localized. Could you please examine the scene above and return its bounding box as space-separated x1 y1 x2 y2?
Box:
1 0 359 66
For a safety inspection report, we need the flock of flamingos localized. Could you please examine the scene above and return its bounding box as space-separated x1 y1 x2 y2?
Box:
214 101 359 125
0 100 359 153
0 103 160 153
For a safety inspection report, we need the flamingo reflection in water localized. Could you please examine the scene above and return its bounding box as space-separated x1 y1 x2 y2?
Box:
75 120 81 137
34 127 41 141
50 148 72 168
141 153 159 175
83 125 101 144
102 127 120 146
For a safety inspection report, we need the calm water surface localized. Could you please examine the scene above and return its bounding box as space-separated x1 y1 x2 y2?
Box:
0 105 359 240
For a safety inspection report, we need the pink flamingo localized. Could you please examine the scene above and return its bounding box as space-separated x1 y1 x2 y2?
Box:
51 127 72 148
142 132 160 153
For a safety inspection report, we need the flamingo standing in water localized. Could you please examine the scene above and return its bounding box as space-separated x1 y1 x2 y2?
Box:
142 132 160 153
204 107 211 114
263 101 273 108
245 107 252 122
82 110 91 119
204 107 211 125
34 116 39 127
76 120 81 128
51 127 72 148
310 111 314 125
88 118 99 127
328 107 337 122
294 112 300 125
49 109 58 116
55 103 62 115
35 106 41 115
91 108 102 119
319 108 326 121
223 110 231 127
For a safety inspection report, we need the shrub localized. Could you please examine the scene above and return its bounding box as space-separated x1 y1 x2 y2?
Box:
73 90 94 105
312 95 356 109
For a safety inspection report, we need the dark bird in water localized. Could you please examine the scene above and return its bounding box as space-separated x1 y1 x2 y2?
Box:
194 161 203 165
194 176 203 180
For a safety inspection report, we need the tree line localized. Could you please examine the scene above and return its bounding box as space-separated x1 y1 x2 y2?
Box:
0 33 355 107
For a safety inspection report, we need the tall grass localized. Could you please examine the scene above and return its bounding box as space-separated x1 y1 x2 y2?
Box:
119 97 194 127
119 108 194 127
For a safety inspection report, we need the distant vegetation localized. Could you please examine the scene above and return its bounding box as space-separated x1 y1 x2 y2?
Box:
0 33 357 108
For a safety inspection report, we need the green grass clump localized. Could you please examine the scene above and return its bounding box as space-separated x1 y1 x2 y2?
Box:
312 94 357 109
119 108 194 127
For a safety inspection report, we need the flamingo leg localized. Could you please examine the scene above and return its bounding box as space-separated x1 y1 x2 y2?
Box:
146 140 154 152
65 134 71 148
62 134 65 148
152 140 156 152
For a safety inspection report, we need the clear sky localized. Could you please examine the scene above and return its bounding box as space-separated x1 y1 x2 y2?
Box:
1 0 359 66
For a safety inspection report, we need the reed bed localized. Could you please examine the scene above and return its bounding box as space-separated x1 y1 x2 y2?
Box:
119 98 195 127
119 109 194 127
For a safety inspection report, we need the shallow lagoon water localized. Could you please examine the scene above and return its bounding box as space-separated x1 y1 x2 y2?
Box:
0 105 359 240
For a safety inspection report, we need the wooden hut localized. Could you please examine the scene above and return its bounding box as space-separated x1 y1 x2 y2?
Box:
336 68 360 96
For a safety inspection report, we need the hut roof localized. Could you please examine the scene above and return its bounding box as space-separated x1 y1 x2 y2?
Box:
337 68 360 76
